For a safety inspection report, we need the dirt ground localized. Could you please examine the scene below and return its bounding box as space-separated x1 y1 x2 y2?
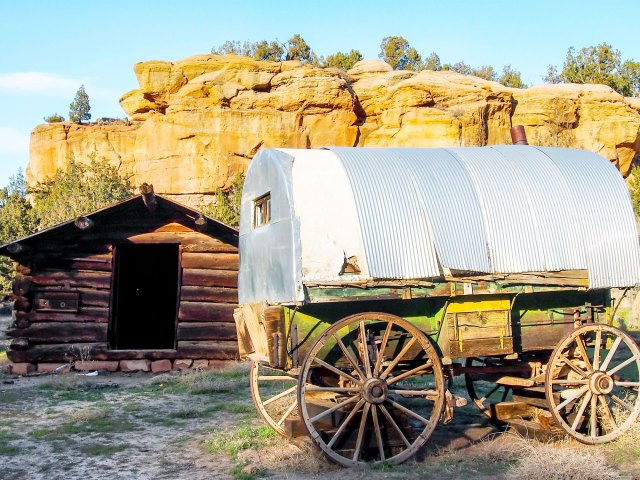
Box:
0 366 637 480
1 294 640 479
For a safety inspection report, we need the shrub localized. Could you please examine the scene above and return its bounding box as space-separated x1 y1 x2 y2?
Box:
43 113 65 123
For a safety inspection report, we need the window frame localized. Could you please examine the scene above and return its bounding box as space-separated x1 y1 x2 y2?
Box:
253 193 271 229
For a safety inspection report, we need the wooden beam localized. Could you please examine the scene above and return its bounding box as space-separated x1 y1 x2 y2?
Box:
177 322 237 341
12 275 32 296
182 269 238 288
74 216 95 231
7 322 108 344
181 252 238 271
10 337 29 351
140 183 157 212
180 286 238 304
178 301 237 322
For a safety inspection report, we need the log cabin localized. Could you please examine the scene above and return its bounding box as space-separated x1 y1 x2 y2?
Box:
0 188 239 374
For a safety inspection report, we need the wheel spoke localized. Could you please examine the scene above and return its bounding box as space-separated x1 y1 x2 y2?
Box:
379 404 411 448
309 394 361 423
556 385 589 411
615 381 640 388
333 333 367 381
600 336 623 372
558 353 588 378
305 386 361 393
598 395 617 432
312 357 362 385
478 384 502 404
386 361 432 386
327 398 365 448
593 330 602 371
387 399 432 426
575 335 594 373
358 321 372 378
374 321 393 377
551 379 589 385
257 375 297 382
589 394 597 439
352 402 371 461
380 336 418 380
571 390 592 432
609 394 634 412
276 399 298 427
263 385 297 406
607 355 640 376
371 405 385 461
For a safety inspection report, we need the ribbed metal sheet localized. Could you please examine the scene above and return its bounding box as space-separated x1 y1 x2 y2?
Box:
330 148 441 279
536 147 640 288
329 146 640 287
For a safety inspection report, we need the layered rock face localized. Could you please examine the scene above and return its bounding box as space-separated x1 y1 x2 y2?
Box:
28 55 640 206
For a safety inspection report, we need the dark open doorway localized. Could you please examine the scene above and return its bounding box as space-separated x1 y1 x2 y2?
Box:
110 244 179 350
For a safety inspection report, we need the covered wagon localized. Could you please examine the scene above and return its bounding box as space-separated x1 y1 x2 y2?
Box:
234 143 640 466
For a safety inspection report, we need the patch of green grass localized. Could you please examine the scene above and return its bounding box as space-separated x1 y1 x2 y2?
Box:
0 428 20 454
62 416 138 435
229 462 265 480
142 416 178 427
30 428 60 441
203 424 276 459
78 443 129 456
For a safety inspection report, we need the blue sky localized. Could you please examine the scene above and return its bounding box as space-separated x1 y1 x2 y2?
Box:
0 0 638 186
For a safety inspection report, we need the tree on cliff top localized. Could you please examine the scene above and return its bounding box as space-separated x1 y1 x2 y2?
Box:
379 36 421 71
69 85 91 124
323 49 363 71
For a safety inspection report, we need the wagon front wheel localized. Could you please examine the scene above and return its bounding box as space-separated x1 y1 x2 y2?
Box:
298 312 445 467
250 361 298 437
545 324 640 444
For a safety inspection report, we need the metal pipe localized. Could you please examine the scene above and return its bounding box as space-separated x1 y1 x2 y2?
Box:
510 125 528 145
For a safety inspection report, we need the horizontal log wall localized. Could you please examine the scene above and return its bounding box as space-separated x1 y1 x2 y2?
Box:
7 211 239 364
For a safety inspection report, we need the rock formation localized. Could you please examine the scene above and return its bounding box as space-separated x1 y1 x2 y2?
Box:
28 55 640 207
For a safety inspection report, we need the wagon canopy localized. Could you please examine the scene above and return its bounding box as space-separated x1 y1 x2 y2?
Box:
239 146 640 304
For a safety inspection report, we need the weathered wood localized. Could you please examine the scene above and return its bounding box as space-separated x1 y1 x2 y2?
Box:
177 322 237 341
181 252 238 271
34 291 80 312
32 270 111 289
178 301 237 322
13 275 32 296
37 259 113 272
180 286 238 304
35 287 111 308
13 296 30 312
10 337 29 351
182 269 237 288
16 264 32 275
177 340 239 359
16 307 109 323
15 318 29 329
140 183 157 212
7 343 108 363
7 322 107 344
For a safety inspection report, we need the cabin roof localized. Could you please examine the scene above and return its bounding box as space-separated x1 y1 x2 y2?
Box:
0 194 238 258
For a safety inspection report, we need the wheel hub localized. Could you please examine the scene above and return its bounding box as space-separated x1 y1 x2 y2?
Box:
362 378 388 404
589 371 614 395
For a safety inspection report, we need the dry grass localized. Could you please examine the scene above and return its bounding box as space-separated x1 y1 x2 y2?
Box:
237 437 334 475
150 367 246 395
66 407 109 424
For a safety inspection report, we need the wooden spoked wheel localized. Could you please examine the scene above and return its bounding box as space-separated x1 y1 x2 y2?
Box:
249 361 298 437
545 324 640 444
464 357 513 425
298 313 445 467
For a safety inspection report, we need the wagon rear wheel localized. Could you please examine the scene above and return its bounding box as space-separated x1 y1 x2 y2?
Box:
250 361 298 437
298 312 445 467
464 357 513 426
545 324 640 444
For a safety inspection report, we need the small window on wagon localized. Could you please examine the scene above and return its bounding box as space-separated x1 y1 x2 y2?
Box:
253 193 271 228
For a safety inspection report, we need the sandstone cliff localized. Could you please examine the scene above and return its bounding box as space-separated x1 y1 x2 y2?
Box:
28 55 640 206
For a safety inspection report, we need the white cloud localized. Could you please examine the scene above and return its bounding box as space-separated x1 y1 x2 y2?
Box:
0 127 30 157
0 72 80 97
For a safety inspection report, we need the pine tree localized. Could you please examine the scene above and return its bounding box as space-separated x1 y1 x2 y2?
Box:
69 85 91 124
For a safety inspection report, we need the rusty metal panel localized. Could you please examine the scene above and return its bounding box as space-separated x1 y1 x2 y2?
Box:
536 147 640 288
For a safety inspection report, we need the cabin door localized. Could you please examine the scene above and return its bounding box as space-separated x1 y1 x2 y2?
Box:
110 244 179 349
